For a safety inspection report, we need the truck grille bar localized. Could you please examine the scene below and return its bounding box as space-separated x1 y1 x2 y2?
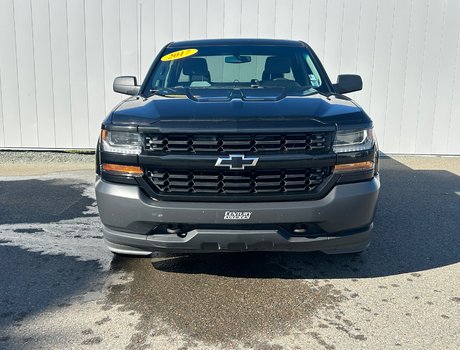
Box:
145 133 331 153
145 167 331 195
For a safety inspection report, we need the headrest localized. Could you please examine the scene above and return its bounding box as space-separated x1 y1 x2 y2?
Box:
264 56 291 74
182 58 209 76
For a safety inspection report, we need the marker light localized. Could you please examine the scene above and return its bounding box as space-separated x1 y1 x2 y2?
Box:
102 163 143 175
334 161 374 173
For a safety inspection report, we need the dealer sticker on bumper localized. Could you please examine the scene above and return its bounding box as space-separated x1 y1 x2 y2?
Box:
224 211 252 220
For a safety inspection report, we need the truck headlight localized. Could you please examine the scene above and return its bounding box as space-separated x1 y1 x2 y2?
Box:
333 128 375 153
101 130 142 154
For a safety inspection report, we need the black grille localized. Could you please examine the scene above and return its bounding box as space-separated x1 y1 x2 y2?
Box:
145 133 331 153
145 167 331 195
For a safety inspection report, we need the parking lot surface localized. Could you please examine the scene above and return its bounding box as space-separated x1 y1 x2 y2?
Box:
0 155 459 349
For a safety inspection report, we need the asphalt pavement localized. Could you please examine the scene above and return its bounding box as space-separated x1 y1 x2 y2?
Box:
0 155 459 349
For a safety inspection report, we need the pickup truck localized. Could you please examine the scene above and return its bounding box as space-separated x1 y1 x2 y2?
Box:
95 38 380 256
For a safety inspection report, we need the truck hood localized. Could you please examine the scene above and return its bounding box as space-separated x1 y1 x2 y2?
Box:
108 92 371 132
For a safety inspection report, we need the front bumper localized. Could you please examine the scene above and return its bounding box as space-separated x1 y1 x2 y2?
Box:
95 176 380 254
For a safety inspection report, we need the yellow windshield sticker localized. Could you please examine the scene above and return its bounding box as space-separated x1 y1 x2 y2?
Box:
161 48 198 61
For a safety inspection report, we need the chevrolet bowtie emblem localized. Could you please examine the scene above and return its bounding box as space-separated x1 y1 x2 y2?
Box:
215 154 259 170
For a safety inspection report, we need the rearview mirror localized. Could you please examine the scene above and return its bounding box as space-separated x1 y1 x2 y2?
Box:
333 74 363 94
225 55 252 64
113 76 140 95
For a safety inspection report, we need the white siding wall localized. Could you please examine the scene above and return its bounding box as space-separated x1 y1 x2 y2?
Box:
0 0 459 154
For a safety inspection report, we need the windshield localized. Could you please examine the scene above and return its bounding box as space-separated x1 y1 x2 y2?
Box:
143 45 330 99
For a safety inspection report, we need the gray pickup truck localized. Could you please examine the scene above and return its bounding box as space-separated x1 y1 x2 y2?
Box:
95 38 380 256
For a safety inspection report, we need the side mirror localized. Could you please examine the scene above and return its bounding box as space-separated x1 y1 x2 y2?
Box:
113 76 140 95
333 74 363 94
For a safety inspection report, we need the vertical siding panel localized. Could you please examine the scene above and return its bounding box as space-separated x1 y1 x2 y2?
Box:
399 0 428 154
355 0 378 113
14 0 38 147
102 0 122 115
368 0 395 150
224 0 241 38
447 2 460 154
291 0 310 41
382 0 411 153
339 0 360 101
323 0 344 79
189 0 206 39
172 0 190 41
241 0 258 37
49 0 73 148
140 0 155 79
307 0 327 60
154 0 172 54
85 0 106 145
431 0 459 154
31 0 56 148
67 0 89 148
274 0 292 39
0 73 3 147
138 0 155 81
207 0 224 39
0 1 16 146
120 0 139 77
414 0 444 154
258 0 276 38
340 0 360 73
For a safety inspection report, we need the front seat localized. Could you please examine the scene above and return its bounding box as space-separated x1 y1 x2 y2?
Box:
262 56 291 81
182 58 211 83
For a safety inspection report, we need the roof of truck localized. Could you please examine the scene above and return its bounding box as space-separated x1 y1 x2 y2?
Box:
168 38 304 48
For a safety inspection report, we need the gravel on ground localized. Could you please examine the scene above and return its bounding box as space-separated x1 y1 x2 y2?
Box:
0 151 95 176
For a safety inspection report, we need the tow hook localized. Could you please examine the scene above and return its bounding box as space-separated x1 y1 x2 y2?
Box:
167 224 187 238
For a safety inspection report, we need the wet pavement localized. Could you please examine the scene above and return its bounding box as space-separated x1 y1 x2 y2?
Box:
0 156 459 349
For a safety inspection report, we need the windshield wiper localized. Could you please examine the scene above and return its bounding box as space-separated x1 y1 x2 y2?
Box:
143 89 161 98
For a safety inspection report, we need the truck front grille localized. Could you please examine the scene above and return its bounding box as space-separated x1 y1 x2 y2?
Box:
145 167 331 195
145 133 331 153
